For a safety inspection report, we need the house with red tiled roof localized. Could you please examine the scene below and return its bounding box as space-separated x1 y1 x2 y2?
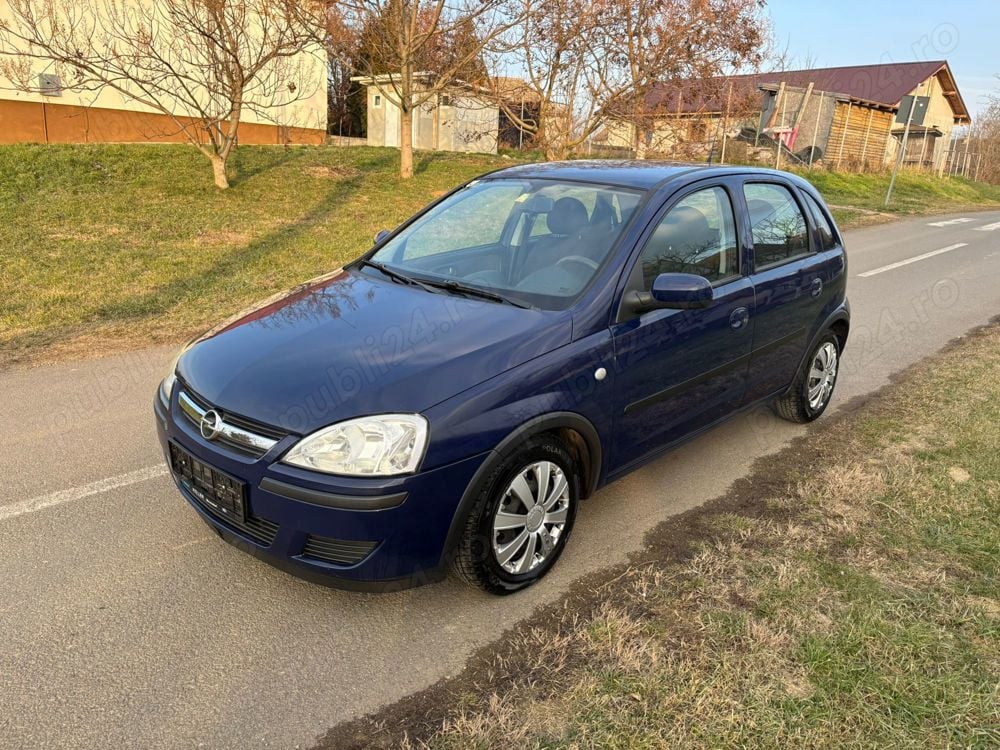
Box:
601 61 970 174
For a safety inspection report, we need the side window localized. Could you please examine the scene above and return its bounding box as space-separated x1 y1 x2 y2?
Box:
803 193 839 251
636 186 739 289
743 183 810 267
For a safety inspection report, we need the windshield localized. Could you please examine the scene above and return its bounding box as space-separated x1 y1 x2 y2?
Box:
367 178 643 310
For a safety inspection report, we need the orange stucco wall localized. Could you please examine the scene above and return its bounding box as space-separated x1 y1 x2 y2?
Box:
0 100 325 145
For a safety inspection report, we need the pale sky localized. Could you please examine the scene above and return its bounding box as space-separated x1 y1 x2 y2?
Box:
766 0 998 117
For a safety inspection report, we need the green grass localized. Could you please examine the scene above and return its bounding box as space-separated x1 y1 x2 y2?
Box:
787 166 1000 225
329 324 1000 749
0 143 509 366
2 143 999 366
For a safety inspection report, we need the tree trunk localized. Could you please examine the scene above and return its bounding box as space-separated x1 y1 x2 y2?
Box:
631 124 645 159
399 106 414 179
210 153 230 189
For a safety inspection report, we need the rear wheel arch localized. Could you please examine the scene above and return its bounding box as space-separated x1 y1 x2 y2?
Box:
784 309 850 398
829 318 850 353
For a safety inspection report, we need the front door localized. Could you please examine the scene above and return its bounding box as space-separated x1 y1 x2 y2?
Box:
610 184 754 473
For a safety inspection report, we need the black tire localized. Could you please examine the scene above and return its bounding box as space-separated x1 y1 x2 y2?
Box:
452 435 579 595
772 332 841 423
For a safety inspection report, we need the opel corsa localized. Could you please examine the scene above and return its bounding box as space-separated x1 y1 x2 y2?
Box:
154 162 850 594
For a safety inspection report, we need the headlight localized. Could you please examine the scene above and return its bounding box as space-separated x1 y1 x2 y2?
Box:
158 344 190 408
159 370 177 409
282 414 428 476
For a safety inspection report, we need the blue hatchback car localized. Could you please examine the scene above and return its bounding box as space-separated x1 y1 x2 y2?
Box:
154 161 849 594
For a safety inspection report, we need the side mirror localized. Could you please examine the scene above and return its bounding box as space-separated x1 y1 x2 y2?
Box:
628 273 714 313
374 229 391 245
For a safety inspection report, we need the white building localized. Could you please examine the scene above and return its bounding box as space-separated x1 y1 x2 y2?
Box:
354 73 499 155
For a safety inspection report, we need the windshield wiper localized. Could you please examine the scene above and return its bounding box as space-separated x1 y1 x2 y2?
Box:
423 279 532 309
360 260 531 309
358 259 439 294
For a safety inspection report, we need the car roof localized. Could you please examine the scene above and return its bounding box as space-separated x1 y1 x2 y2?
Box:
486 160 814 193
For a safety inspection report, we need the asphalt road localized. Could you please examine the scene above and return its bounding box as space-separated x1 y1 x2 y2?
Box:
2 211 999 748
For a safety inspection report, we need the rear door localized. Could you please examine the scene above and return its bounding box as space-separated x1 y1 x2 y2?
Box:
739 180 828 401
609 182 754 473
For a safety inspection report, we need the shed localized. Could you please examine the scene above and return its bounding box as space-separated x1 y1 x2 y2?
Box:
352 73 499 154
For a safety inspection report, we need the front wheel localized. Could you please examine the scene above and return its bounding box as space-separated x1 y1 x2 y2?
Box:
772 332 841 423
452 436 579 595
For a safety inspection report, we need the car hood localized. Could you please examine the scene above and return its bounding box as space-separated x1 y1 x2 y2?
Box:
177 268 572 434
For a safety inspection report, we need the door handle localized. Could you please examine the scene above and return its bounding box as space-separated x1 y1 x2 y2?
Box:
730 307 750 330
810 277 823 297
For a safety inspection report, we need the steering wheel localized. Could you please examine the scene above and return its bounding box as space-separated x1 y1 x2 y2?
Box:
556 255 600 271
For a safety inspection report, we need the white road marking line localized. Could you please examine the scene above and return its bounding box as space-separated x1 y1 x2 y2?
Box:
927 218 973 227
0 465 168 522
973 221 1000 232
857 243 970 278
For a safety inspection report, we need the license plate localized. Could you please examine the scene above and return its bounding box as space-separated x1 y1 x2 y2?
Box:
169 442 246 523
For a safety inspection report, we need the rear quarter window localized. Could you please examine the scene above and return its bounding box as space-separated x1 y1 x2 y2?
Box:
802 192 840 251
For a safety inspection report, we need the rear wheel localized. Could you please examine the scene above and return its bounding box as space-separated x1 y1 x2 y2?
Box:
453 436 578 595
772 332 840 423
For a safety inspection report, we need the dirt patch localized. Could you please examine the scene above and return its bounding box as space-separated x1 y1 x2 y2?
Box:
305 165 359 180
948 466 971 483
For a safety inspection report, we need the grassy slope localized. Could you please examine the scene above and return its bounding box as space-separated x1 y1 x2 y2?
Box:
2 143 999 366
0 144 507 366
323 323 1000 750
789 167 1000 227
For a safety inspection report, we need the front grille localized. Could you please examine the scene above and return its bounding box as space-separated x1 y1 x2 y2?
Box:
178 386 286 458
190 489 280 546
184 388 287 440
301 535 378 566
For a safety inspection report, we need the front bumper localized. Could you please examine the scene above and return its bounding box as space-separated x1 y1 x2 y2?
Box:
154 390 487 591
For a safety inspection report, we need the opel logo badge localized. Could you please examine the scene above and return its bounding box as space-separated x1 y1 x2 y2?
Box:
200 409 224 440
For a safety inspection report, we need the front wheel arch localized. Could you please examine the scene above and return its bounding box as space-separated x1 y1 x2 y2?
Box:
440 412 602 564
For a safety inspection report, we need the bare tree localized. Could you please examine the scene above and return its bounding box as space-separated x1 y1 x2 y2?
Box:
486 0 768 160
600 0 768 158
0 0 327 188
484 0 599 160
969 79 1000 184
326 4 363 136
342 0 516 178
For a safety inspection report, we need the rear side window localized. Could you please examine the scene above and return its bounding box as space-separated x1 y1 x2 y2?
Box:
743 183 810 267
802 193 839 251
636 186 739 288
